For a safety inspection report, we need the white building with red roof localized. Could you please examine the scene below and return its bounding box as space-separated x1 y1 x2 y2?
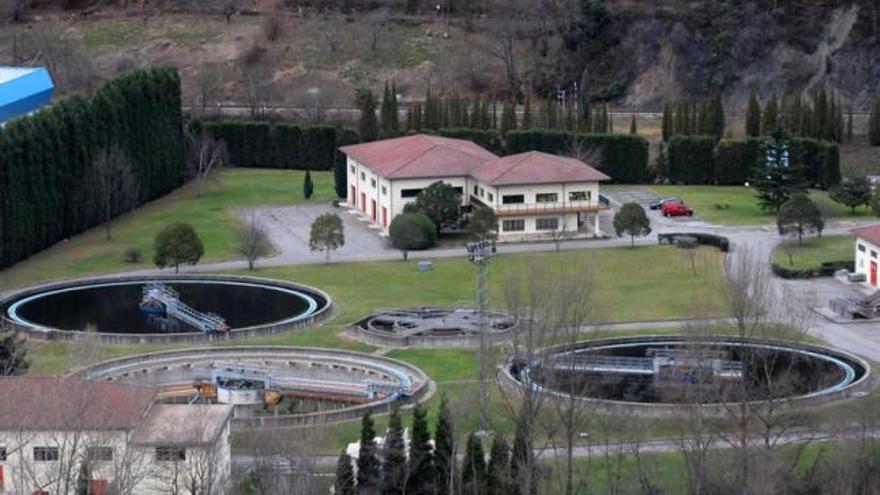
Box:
340 135 610 241
852 225 880 286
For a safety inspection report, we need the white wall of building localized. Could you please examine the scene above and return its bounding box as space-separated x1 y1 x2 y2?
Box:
855 238 880 287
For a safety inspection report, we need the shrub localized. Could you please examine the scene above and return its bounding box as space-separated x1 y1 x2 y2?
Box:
658 233 730 252
202 120 338 170
667 135 717 184
122 247 143 264
771 261 854 279
438 128 504 155
389 212 437 252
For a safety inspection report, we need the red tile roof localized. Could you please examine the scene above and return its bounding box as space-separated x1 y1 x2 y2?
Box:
0 377 156 431
471 151 610 186
339 134 498 179
853 225 880 246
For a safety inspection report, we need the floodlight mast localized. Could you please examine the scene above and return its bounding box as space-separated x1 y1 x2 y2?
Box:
466 239 495 434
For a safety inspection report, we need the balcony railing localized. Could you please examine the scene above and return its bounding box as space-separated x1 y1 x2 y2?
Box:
489 200 608 217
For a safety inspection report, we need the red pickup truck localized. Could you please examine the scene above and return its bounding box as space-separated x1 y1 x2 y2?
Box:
661 200 694 217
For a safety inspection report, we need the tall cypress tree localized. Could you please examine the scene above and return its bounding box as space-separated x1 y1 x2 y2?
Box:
486 435 511 495
407 404 436 495
382 407 407 495
500 100 517 134
762 94 779 135
434 394 455 495
390 81 400 133
521 94 533 130
510 413 535 495
358 90 379 142
710 92 725 140
752 124 806 212
745 90 762 137
629 113 637 135
461 433 487 495
870 95 880 146
336 451 356 495
357 412 381 495
661 103 672 142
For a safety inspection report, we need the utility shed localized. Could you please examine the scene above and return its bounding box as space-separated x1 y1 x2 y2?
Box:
0 67 55 126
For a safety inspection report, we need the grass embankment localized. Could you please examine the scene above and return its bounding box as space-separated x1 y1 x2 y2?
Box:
650 185 871 226
771 235 854 270
0 169 335 290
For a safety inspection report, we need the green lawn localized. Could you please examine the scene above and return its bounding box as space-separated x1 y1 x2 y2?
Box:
0 169 335 290
771 235 854 270
649 185 872 226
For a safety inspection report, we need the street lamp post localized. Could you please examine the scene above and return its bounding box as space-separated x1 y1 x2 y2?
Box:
466 238 496 434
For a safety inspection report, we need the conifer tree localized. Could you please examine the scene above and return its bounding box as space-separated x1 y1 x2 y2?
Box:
674 101 686 136
545 97 557 129
390 81 400 132
358 90 379 142
510 414 535 495
486 435 511 495
871 95 880 146
847 108 854 143
303 169 314 199
357 412 381 495
336 451 356 495
407 404 436 495
745 90 762 137
435 394 455 495
0 329 29 375
461 433 486 495
521 94 533 129
661 103 672 142
500 100 517 133
710 92 725 140
753 124 806 212
606 106 613 133
629 113 637 134
382 407 407 495
761 94 778 135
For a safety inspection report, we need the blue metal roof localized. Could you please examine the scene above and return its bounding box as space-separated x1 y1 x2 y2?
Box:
0 67 55 125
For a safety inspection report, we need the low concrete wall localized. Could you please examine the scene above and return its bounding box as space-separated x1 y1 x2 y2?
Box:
345 324 513 348
70 346 434 429
498 335 876 418
0 274 335 344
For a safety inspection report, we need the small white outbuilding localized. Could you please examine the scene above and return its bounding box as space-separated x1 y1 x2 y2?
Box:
852 225 880 287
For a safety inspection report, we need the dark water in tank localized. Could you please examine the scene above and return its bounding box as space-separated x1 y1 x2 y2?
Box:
10 281 322 334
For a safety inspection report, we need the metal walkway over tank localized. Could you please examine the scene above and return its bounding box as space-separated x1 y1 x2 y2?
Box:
139 283 230 333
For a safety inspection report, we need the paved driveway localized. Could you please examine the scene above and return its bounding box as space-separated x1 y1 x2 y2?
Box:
238 204 396 263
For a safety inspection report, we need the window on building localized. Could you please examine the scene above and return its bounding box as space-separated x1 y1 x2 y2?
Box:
381 185 387 195
0 446 6 461
401 189 422 198
350 165 355 173
87 447 113 462
502 219 525 232
453 187 464 195
487 192 494 202
872 250 877 259
479 187 485 197
33 447 59 462
569 191 589 201
859 244 866 252
360 172 366 181
155 447 186 462
502 195 525 204
473 185 478 195
536 193 558 203
370 179 377 188
536 218 559 230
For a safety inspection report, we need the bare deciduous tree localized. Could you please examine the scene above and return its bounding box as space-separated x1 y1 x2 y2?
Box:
235 212 274 270
187 132 229 198
90 145 138 241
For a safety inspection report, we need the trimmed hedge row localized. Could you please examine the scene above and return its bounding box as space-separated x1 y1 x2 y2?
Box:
771 260 854 279
437 128 504 155
658 232 730 252
0 67 185 270
504 130 650 183
199 120 337 170
665 135 841 188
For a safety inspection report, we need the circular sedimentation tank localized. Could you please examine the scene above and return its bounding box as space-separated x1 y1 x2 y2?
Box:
72 346 432 428
0 275 333 343
501 335 872 416
348 307 517 348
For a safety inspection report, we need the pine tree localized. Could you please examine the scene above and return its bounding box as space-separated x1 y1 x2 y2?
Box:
357 412 381 495
358 90 379 142
381 81 391 134
847 108 854 143
390 81 400 133
521 94 533 129
382 407 407 495
500 100 517 133
710 92 725 140
434 395 455 495
605 105 612 133
545 97 557 129
753 124 806 212
461 433 486 495
407 404 436 495
335 451 356 495
674 101 686 136
761 94 779 135
510 414 535 495
486 435 511 495
661 103 672 142
629 113 637 135
303 169 314 199
745 89 762 137
871 95 880 146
